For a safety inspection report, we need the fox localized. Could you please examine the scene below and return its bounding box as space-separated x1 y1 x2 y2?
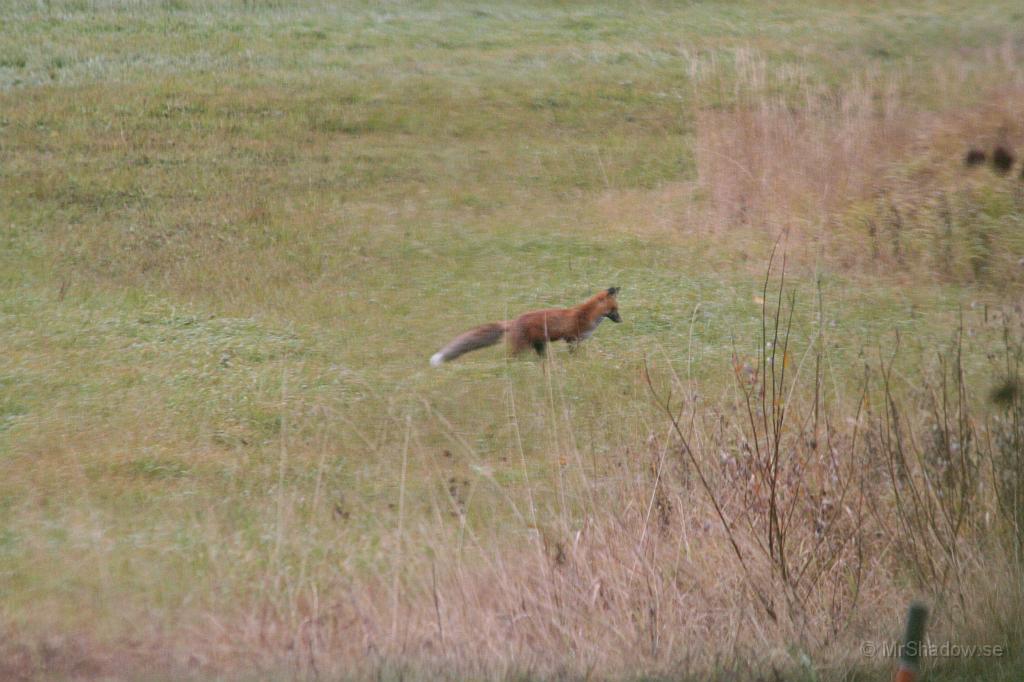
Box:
430 287 621 366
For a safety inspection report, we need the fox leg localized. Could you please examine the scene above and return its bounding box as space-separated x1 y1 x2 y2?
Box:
532 340 547 357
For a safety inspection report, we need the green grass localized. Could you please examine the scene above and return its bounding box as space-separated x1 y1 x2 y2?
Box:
2 1 1024 679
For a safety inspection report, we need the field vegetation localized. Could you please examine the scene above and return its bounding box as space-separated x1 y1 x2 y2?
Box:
2 1 1024 679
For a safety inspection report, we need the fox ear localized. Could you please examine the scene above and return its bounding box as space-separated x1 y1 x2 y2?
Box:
607 287 620 296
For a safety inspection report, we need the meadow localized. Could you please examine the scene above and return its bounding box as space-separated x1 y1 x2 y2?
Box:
2 1 1024 679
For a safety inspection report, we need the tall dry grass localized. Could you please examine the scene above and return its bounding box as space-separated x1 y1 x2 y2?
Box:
691 45 1024 289
694 51 909 233
7 262 1021 681
337 268 1018 678
221 272 1022 680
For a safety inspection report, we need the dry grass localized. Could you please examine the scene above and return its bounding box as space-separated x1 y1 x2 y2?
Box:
694 60 910 234
693 44 1024 284
7 285 1024 681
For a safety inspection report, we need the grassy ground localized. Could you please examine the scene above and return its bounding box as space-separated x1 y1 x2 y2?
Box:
2 1 1024 679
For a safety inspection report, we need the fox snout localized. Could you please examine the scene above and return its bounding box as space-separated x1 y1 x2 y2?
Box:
607 310 622 323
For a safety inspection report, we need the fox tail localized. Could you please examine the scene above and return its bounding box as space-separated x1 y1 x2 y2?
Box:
430 322 507 366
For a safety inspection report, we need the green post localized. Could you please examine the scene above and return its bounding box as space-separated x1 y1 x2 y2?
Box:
895 601 928 682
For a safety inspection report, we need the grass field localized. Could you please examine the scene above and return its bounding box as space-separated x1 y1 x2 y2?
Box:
2 1 1024 679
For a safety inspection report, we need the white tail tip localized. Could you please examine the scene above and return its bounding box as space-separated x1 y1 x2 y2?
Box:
430 352 445 367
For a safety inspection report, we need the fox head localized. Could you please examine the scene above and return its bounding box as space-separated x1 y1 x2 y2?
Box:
602 287 622 323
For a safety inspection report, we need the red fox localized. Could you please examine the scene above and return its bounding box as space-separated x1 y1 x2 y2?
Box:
430 287 621 366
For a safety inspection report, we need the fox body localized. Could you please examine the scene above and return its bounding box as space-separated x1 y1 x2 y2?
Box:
430 288 621 366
